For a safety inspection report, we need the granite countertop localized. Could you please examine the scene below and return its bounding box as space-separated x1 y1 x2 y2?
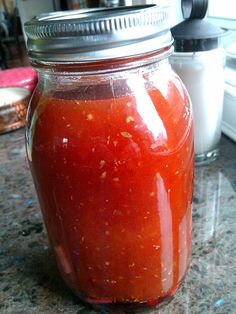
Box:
0 129 236 314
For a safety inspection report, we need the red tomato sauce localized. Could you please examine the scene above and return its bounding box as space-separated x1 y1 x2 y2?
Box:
27 78 194 304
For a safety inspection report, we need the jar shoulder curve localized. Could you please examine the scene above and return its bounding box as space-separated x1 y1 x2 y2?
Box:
26 63 193 160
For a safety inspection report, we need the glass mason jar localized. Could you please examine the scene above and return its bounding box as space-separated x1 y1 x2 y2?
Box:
24 5 194 310
170 48 225 165
170 0 226 166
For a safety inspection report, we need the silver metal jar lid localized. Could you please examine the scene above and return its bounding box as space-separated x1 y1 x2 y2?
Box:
24 4 173 62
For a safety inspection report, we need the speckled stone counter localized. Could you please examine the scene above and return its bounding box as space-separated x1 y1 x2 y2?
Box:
1 129 236 314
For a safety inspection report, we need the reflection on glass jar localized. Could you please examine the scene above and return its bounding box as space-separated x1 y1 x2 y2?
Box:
193 167 221 245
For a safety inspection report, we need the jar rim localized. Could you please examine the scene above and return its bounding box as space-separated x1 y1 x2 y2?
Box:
24 3 173 62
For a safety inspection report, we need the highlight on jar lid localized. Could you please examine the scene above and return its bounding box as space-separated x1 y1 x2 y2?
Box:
24 3 173 62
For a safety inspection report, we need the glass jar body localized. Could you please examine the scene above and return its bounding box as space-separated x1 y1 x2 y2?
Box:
170 48 225 165
26 52 194 309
